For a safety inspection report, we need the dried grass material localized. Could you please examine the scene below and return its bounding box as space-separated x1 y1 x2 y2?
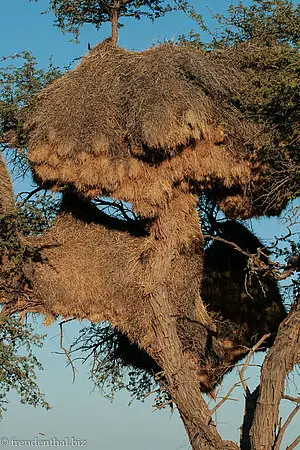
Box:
26 41 264 217
0 153 15 216
211 159 292 219
2 195 286 391
27 212 151 345
24 190 207 349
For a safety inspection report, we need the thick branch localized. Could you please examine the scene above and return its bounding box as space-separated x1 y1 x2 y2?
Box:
110 0 120 45
248 294 300 450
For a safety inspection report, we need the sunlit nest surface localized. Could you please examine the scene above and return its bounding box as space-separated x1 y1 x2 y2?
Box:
25 40 275 218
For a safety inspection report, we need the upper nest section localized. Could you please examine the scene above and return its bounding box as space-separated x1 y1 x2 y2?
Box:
25 41 271 217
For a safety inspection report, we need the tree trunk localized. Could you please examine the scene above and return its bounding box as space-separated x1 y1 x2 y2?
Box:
151 296 239 449
143 190 237 450
2 155 298 450
240 386 259 450
241 294 300 449
110 0 119 45
148 284 224 449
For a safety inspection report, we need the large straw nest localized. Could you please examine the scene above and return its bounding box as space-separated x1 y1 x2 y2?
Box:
25 41 267 218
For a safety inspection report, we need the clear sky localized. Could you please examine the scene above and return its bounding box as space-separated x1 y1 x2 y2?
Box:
0 1 299 449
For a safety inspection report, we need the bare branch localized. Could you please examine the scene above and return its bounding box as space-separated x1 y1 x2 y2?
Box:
204 234 251 258
249 294 300 449
203 233 295 282
286 434 300 450
59 319 76 383
274 404 300 450
282 395 300 403
209 381 240 417
152 399 173 410
277 267 298 280
239 334 271 393
16 187 44 208
94 198 137 222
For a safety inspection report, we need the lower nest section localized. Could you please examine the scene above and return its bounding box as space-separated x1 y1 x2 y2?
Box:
1 198 287 393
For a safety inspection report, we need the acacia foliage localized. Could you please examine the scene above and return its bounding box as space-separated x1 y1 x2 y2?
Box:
0 54 61 418
0 316 50 418
0 52 62 153
214 0 299 161
184 0 300 198
30 0 178 41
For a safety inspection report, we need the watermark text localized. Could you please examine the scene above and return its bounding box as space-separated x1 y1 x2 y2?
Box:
0 437 87 447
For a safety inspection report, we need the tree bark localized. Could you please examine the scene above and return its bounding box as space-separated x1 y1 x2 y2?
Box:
147 284 225 449
242 294 300 450
147 286 238 449
143 191 238 450
110 0 119 45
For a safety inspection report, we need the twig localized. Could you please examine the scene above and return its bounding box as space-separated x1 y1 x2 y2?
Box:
141 389 160 398
215 396 239 402
286 434 300 450
16 187 44 208
204 234 251 258
209 381 240 417
153 399 173 410
277 267 297 280
274 404 300 450
239 334 271 392
282 395 300 403
59 319 76 383
94 198 137 222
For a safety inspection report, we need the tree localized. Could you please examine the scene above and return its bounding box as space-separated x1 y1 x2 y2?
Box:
31 0 178 44
0 0 299 449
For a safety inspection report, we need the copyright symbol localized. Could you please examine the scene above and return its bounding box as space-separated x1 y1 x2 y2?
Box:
0 437 8 446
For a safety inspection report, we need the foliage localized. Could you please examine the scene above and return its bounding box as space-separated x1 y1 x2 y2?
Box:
0 207 53 417
213 0 299 47
183 0 300 165
0 316 50 418
0 52 62 166
0 51 61 415
71 324 154 400
70 323 171 408
30 0 176 41
16 191 60 236
213 0 299 161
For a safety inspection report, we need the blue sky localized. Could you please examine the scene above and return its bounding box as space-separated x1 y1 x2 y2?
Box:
0 1 299 449
0 0 229 66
